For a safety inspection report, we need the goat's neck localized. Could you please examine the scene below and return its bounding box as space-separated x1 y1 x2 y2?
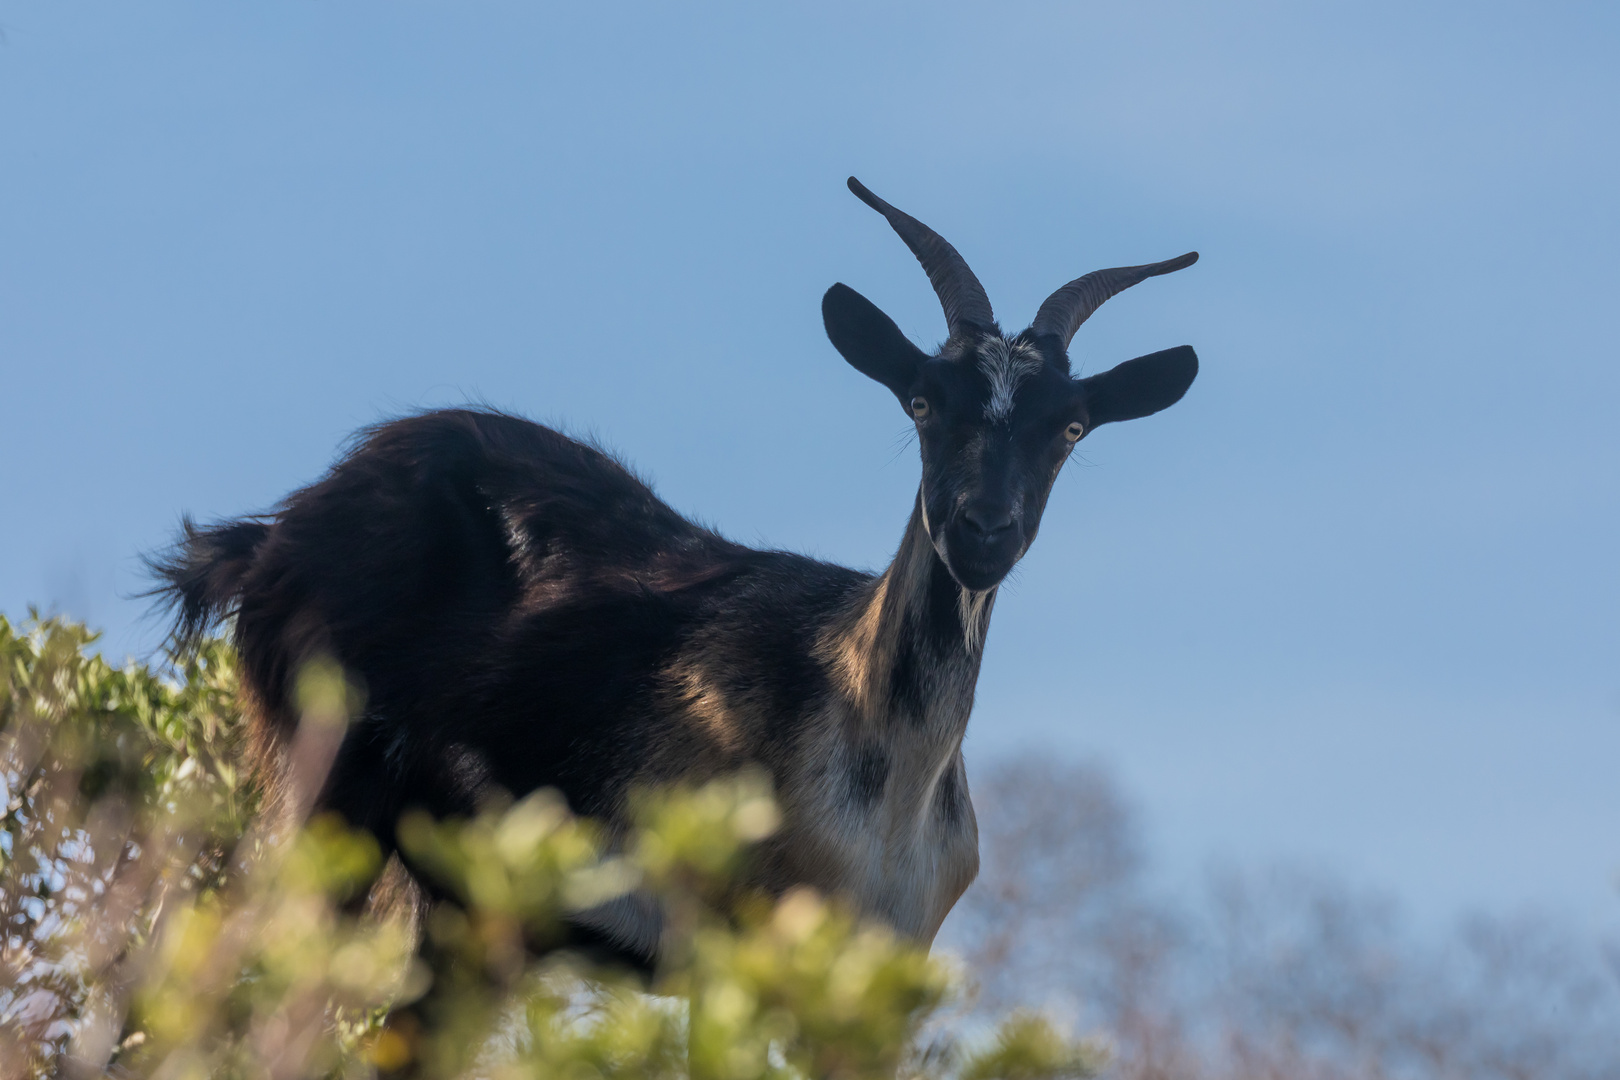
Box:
822 491 994 741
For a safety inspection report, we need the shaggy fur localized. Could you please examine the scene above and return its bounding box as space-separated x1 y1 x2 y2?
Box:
153 180 1200 967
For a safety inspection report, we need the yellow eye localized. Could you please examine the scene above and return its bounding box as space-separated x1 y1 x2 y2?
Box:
1064 421 1085 442
910 396 930 419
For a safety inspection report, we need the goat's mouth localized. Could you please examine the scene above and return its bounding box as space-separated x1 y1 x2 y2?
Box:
947 560 1010 591
936 524 1022 591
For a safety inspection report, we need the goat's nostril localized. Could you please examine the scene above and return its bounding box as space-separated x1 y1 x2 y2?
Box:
962 506 1014 537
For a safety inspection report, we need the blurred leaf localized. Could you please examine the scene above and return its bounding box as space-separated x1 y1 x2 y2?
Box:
1 613 1101 1080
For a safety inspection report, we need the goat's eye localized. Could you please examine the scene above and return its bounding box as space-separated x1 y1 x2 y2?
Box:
910 397 930 420
1064 421 1085 442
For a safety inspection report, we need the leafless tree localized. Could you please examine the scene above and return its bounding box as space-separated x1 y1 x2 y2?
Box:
945 755 1620 1080
939 758 1193 1076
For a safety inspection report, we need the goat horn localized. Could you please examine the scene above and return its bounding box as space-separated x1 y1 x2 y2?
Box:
847 177 997 336
1030 252 1199 349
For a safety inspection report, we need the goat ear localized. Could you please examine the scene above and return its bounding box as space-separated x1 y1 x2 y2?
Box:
1079 345 1199 427
823 283 928 400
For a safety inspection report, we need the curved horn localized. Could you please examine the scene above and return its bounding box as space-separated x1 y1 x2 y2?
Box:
1030 252 1199 349
847 177 996 335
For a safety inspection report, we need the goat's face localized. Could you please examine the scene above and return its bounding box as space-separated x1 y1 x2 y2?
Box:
824 178 1200 592
908 334 1086 590
825 289 1198 590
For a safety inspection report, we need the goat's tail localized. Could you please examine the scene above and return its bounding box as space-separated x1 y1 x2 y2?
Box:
148 515 310 812
146 515 273 650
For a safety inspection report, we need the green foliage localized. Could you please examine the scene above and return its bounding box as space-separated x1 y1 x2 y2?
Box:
0 610 250 854
1 612 256 1076
0 613 1101 1080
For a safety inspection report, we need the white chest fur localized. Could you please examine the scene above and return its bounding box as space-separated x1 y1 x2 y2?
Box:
777 696 981 944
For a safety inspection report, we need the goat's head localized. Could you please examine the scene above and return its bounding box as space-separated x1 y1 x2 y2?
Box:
823 177 1199 592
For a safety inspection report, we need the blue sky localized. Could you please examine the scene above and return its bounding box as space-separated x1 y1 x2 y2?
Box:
2 1 1616 931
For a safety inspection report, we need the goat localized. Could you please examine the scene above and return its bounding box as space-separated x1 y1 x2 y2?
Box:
154 177 1199 966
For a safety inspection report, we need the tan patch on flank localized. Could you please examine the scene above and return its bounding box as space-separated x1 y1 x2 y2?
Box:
814 513 936 724
667 662 744 753
819 575 889 716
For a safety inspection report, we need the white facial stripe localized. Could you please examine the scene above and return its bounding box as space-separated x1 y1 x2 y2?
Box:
978 337 1043 421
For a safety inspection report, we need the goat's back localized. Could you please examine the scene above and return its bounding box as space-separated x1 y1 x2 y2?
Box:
155 408 863 840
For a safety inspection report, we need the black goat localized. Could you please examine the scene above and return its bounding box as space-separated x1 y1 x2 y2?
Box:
155 178 1199 964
